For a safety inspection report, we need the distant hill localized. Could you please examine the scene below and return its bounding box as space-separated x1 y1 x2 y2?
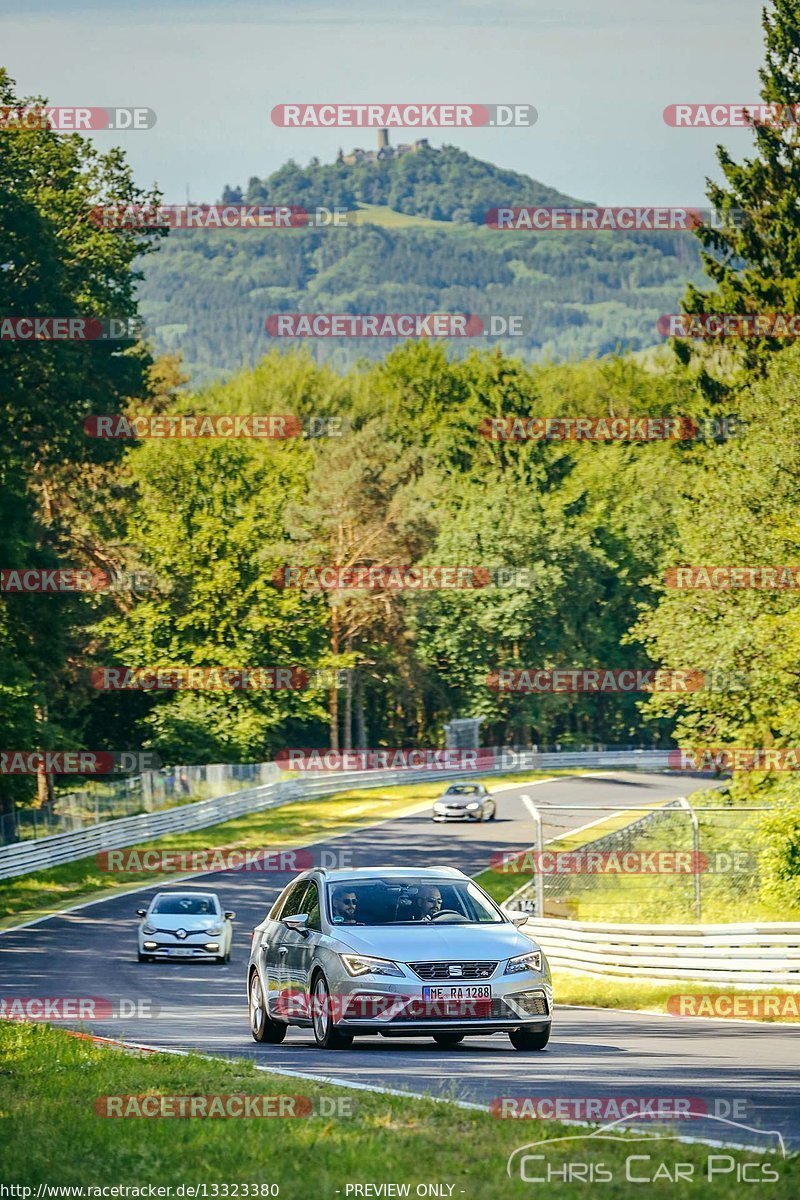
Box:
137 146 706 384
237 143 581 224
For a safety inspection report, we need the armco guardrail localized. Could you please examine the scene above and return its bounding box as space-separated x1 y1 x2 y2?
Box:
0 749 672 881
506 915 800 987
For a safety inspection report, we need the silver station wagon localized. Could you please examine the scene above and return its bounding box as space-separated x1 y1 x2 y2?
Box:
247 866 552 1050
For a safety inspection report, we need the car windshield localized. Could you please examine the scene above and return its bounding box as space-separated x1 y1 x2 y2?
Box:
446 785 480 795
151 896 218 915
326 878 503 926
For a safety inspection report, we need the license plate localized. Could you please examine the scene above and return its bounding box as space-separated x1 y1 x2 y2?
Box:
422 985 492 1001
170 948 194 957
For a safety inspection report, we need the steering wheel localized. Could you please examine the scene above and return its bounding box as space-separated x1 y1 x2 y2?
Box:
429 909 468 922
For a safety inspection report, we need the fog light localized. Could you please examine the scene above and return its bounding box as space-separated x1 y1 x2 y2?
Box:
143 941 157 951
204 942 220 952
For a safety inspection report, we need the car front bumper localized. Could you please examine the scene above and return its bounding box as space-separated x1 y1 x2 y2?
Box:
330 971 552 1034
432 808 481 821
139 937 223 959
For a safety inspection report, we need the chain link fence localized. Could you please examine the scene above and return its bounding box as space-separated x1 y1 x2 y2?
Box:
7 762 281 843
504 796 767 923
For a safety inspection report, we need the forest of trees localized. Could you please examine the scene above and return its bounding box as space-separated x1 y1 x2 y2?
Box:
139 151 705 382
1 0 800 898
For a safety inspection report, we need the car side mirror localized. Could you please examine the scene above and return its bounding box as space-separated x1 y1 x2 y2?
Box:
136 909 147 918
282 913 309 936
509 912 529 928
224 911 235 920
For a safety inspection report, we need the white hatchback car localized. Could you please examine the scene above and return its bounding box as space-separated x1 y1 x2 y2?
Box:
136 890 235 963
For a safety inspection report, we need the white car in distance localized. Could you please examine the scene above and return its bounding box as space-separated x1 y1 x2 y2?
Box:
137 890 235 963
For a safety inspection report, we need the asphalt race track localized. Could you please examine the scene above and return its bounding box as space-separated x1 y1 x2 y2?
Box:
2 771 797 1152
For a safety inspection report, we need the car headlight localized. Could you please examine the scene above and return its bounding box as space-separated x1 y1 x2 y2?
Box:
205 924 222 935
504 951 542 974
142 922 157 935
340 954 405 978
467 802 481 810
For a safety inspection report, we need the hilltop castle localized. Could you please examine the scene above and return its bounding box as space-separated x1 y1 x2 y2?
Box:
337 128 432 166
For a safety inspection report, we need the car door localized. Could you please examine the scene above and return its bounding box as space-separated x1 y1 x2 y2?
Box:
264 880 309 1021
279 879 323 1023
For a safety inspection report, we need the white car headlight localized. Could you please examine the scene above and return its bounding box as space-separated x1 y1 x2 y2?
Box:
504 951 542 975
340 954 405 978
205 924 222 935
467 802 481 810
142 922 157 935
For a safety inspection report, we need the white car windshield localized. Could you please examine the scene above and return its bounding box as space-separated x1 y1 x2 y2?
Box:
151 896 218 915
326 878 503 926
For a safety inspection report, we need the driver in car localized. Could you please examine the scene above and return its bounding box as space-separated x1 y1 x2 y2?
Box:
416 885 443 920
332 887 359 923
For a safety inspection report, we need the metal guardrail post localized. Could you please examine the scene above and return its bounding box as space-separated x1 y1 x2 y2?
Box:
521 793 545 918
677 795 701 920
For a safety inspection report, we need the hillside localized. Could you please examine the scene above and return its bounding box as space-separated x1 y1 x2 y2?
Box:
137 146 706 383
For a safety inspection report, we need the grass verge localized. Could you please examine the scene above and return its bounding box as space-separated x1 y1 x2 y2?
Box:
0 771 562 927
1 1022 796 1196
553 970 800 1023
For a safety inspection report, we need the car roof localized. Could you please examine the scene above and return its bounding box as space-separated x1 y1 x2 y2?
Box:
314 866 468 881
151 890 219 900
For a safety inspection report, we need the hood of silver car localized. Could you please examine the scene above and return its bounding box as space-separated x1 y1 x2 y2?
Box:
331 922 539 962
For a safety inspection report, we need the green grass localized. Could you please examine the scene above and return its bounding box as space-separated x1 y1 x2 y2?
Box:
0 771 560 926
348 202 455 229
553 970 800 1023
1 1023 796 1196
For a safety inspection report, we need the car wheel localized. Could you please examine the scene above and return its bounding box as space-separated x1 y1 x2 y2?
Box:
433 1033 464 1047
489 805 497 821
509 1026 550 1051
249 970 287 1044
137 951 149 963
311 972 353 1050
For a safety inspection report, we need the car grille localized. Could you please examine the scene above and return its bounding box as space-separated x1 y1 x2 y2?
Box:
152 929 210 938
409 960 498 980
391 993 548 1022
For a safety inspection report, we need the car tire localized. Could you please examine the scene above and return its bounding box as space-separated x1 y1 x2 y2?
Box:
311 972 353 1050
249 970 287 1044
433 1033 464 1047
137 951 149 963
509 1026 550 1051
489 806 497 821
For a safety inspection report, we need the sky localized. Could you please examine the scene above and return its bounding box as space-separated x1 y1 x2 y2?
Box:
1 0 764 205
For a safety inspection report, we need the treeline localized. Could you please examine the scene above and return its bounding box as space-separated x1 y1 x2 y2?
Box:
139 221 704 383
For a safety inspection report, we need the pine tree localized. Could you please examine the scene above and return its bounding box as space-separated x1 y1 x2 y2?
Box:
677 0 800 396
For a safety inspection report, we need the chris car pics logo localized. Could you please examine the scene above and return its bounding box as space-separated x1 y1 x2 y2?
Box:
506 1113 785 1185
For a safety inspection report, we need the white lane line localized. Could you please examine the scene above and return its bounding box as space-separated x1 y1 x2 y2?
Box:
58 1029 781 1153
